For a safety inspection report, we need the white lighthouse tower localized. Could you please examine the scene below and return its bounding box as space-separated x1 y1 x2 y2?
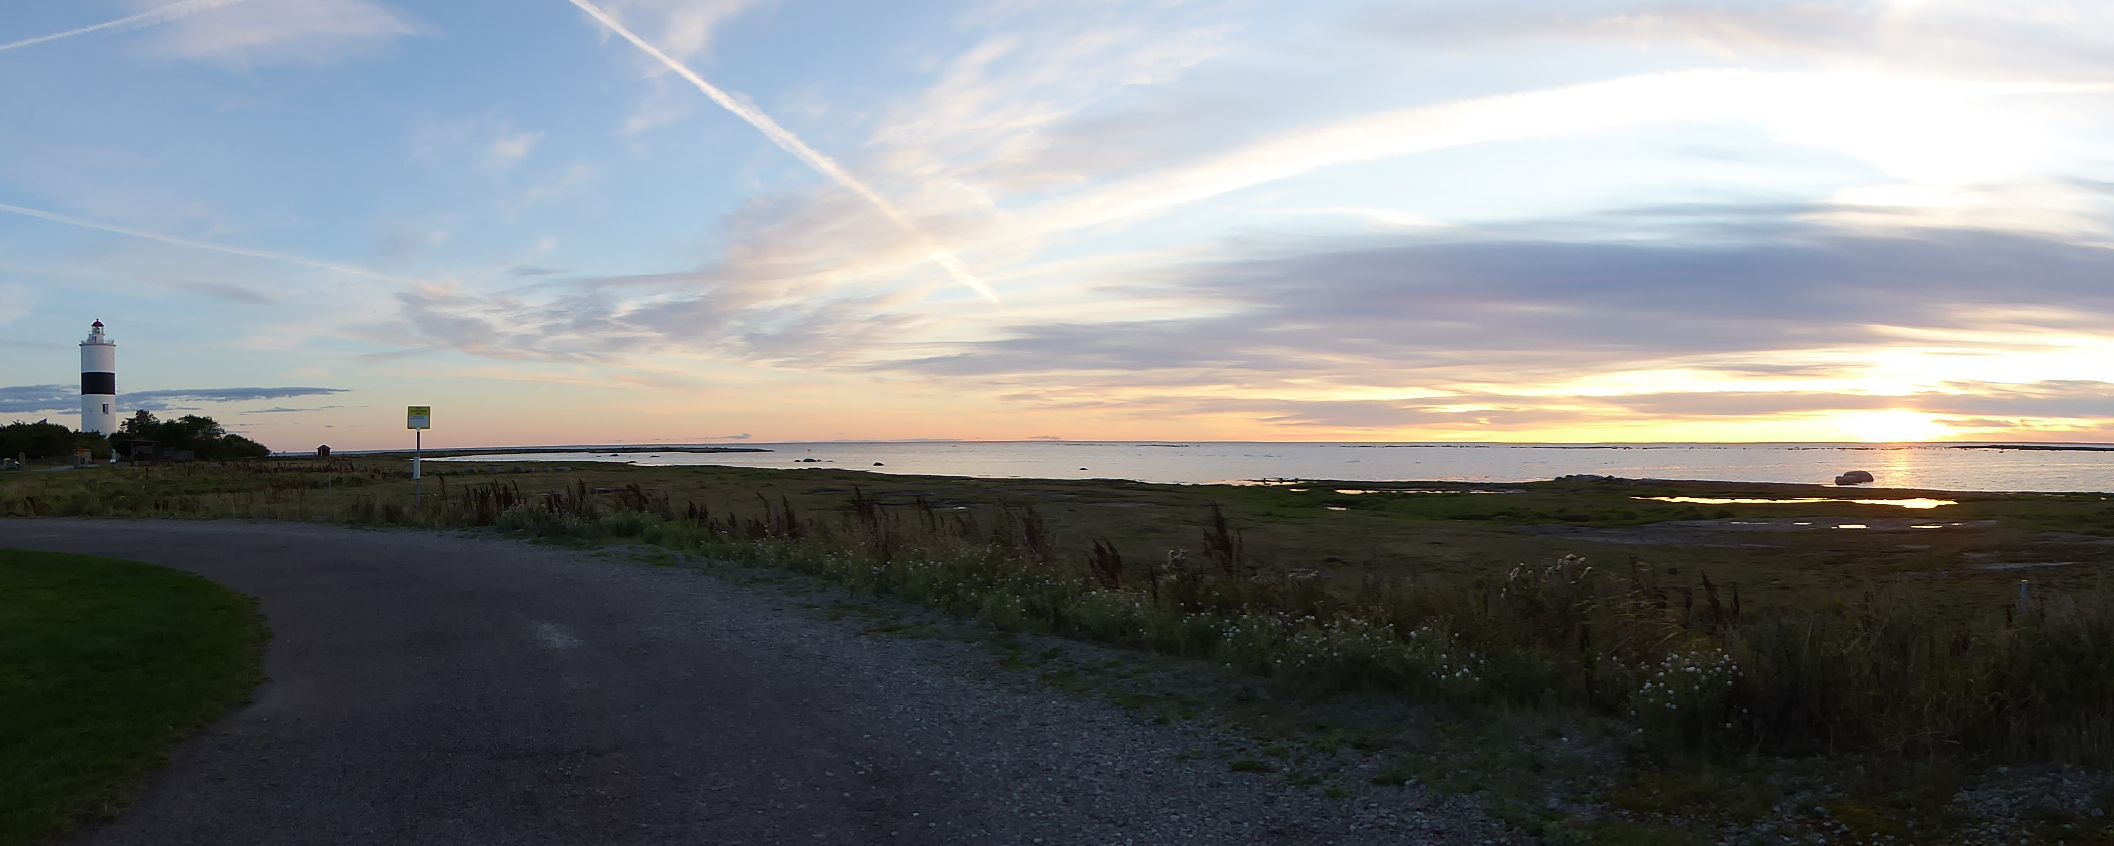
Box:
80 320 117 435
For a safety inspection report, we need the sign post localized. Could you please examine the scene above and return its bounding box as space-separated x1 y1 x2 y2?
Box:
407 406 431 507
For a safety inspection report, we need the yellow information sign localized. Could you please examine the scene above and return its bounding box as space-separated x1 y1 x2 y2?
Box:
407 406 431 430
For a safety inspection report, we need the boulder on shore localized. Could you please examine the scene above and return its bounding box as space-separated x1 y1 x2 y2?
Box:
1835 470 1875 486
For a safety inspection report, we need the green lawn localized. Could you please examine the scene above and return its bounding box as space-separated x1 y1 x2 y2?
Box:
0 550 265 845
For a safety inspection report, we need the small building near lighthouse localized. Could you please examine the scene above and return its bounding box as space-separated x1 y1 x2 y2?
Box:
80 320 117 435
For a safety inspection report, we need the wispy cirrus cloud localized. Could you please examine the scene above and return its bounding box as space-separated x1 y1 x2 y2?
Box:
135 0 416 67
0 0 248 54
600 0 758 138
484 129 543 172
0 283 35 325
602 0 755 61
1370 0 2114 79
565 0 1001 304
1 385 348 415
247 404 350 414
587 64 2105 351
158 279 281 305
0 202 407 282
0 0 417 64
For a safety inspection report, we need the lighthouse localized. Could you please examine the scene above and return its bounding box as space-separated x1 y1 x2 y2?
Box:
80 320 117 435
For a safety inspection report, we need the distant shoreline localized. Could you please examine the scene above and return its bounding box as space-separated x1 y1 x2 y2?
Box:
285 439 2114 454
328 445 772 458
1951 443 2114 452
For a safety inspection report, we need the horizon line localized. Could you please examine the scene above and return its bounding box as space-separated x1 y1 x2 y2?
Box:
280 437 2114 453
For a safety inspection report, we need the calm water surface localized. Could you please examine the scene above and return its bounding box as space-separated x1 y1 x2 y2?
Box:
436 441 2114 493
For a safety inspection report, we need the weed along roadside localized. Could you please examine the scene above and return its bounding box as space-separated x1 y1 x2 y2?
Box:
0 550 267 846
3 458 2112 842
463 481 2113 760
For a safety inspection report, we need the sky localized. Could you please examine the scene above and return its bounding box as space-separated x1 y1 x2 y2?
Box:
3 0 2113 451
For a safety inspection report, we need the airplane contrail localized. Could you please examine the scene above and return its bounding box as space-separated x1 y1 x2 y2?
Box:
563 0 1000 305
0 202 404 281
0 0 249 54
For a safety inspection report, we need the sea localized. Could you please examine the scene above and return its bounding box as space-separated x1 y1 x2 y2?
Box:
433 441 2114 493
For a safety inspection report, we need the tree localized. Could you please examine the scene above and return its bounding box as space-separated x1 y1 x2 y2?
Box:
161 415 228 445
121 409 158 435
107 412 271 460
110 410 156 457
0 420 110 461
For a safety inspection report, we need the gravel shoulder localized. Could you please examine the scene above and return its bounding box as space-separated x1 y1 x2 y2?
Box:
0 519 1506 845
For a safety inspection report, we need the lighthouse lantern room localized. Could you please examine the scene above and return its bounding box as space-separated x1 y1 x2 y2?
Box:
80 320 117 435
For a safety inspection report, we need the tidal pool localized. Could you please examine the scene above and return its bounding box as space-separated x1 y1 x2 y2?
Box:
1638 496 1957 510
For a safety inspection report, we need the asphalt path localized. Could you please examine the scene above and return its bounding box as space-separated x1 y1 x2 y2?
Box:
2 520 1499 845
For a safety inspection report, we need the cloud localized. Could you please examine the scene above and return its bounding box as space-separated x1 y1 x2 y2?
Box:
0 283 36 325
383 273 922 369
622 76 697 138
891 217 2114 378
0 0 248 55
373 226 453 260
1369 1 1873 52
0 385 77 415
0 202 407 282
485 130 543 171
565 0 1000 304
0 385 347 414
136 0 416 67
247 404 349 414
848 212 2114 434
385 283 658 363
369 151 2114 437
505 162 599 211
130 386 349 406
605 0 756 61
159 279 280 305
1918 381 2114 420
864 12 1235 194
635 64 2106 336
603 0 758 137
304 5 2109 442
1012 70 2108 242
420 7 1240 367
621 7 1238 311
1368 0 2114 80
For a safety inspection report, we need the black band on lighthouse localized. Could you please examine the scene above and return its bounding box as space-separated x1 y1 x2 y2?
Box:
82 372 115 395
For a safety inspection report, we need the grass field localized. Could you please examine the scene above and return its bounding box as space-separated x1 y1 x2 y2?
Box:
0 550 266 845
2 458 2110 840
8 457 2110 613
4 461 2112 742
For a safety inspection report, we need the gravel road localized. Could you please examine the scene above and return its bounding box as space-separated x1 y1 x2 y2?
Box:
2 520 1506 845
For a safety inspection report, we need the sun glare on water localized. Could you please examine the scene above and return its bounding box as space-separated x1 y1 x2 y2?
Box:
1833 409 1953 443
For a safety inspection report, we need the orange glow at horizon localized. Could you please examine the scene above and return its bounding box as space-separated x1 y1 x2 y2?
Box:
1830 409 1957 443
